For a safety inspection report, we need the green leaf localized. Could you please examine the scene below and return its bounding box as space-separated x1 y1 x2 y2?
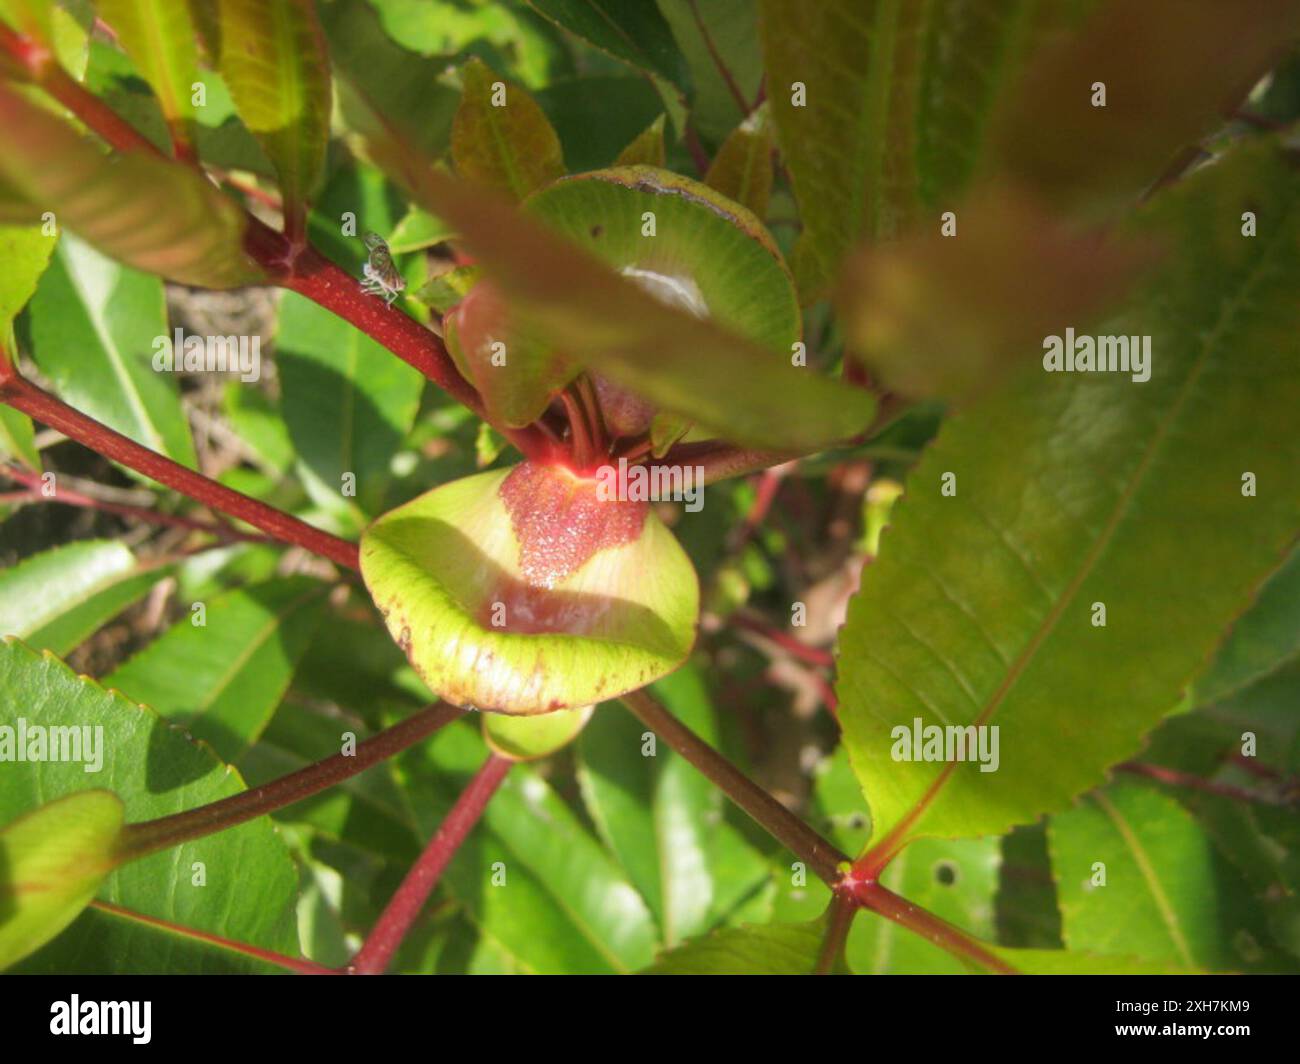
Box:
0 81 260 287
452 56 565 200
0 222 54 326
0 540 170 657
277 290 425 526
758 0 925 300
1193 545 1300 707
578 667 769 945
527 0 687 87
614 113 667 167
402 719 660 973
0 639 301 972
0 221 53 468
216 0 331 234
484 704 594 761
97 0 200 151
986 945 1197 975
644 915 826 973
421 166 872 450
658 0 763 144
704 104 773 218
387 205 453 254
1049 782 1265 971
320 0 460 180
17 902 283 974
0 404 38 469
28 235 197 468
102 578 327 762
0 790 124 970
360 464 700 715
913 0 1085 207
990 0 1300 211
0 0 92 76
836 140 1300 856
536 76 666 173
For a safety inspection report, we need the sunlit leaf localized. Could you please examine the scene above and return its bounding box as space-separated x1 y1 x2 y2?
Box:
0 790 124 970
102 578 328 762
1050 782 1277 971
0 540 171 657
836 141 1300 857
216 0 331 236
452 56 565 199
0 81 259 287
0 639 301 973
97 0 200 152
27 235 197 467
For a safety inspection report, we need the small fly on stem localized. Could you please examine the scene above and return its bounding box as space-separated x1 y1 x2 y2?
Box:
360 231 405 306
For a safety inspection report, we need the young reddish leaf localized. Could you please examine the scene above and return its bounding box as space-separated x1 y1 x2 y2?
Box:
759 0 926 300
451 56 565 200
97 0 200 154
0 82 260 287
443 280 574 428
420 167 873 450
836 141 1300 864
216 0 331 239
614 113 667 167
990 0 1300 210
704 105 773 219
361 463 700 716
837 184 1150 400
0 790 125 970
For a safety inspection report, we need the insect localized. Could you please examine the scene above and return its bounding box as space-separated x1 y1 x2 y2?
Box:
360 231 405 306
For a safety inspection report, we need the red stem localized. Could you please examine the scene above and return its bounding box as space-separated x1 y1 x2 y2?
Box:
729 608 836 669
852 881 1019 974
814 893 857 974
1115 761 1292 807
0 371 361 570
687 0 751 117
2 465 277 546
349 753 511 975
116 703 465 859
91 900 338 976
620 688 847 883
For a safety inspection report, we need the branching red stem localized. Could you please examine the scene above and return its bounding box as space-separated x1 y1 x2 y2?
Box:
620 688 847 883
1 464 277 546
851 882 1019 974
729 608 836 668
349 753 511 975
1116 761 1293 807
0 371 361 570
116 703 464 859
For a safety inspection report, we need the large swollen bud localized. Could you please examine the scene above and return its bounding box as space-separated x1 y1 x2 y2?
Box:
360 461 699 715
